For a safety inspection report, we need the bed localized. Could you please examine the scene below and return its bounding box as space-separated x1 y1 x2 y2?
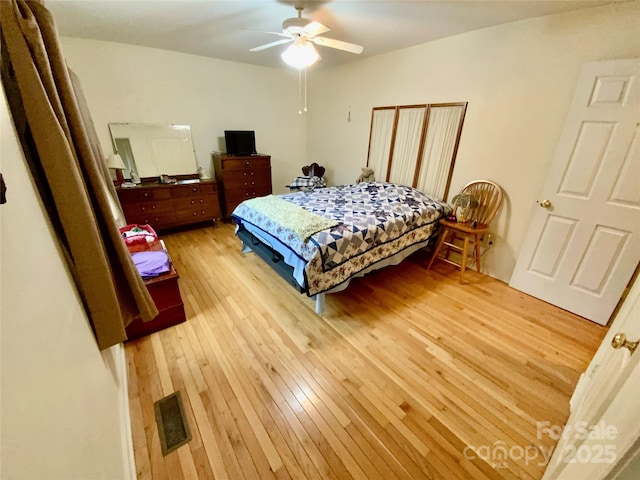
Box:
231 182 451 314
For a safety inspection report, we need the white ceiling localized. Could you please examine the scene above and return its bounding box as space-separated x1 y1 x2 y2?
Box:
47 0 622 69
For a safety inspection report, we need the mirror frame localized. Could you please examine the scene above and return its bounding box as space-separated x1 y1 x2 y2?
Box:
108 123 198 180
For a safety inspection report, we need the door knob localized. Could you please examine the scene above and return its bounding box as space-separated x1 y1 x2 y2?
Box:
611 333 639 354
537 199 552 208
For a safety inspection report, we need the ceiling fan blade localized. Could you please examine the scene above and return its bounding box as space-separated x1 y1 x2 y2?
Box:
253 30 291 39
311 37 364 54
250 38 292 52
301 21 330 38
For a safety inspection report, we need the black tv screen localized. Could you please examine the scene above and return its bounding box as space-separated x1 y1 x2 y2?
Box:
224 130 257 156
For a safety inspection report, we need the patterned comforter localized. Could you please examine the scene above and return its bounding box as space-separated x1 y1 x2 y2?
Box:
232 182 450 295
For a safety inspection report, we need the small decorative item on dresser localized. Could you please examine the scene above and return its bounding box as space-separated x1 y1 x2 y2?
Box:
197 166 211 180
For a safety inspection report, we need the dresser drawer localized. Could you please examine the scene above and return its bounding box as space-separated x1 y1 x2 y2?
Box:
175 205 221 223
118 187 171 203
222 157 270 170
225 185 272 204
171 182 217 198
123 199 174 216
223 168 271 186
124 210 177 229
172 194 219 211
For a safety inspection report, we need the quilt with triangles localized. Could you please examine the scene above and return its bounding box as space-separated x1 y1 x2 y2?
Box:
232 182 451 296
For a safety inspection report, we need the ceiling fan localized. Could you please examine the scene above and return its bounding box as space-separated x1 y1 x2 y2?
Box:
250 6 364 68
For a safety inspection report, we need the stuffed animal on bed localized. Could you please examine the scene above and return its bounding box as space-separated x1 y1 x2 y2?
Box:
356 167 375 183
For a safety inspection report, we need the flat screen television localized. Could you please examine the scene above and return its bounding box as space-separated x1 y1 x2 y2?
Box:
224 130 257 156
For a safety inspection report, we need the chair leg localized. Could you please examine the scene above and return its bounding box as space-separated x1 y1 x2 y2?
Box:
473 233 482 273
460 234 470 283
427 229 449 270
444 231 457 261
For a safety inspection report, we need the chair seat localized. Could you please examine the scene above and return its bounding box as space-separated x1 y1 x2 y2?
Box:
438 218 490 234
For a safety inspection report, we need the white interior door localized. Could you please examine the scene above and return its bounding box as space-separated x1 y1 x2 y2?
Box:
510 59 640 325
542 276 640 480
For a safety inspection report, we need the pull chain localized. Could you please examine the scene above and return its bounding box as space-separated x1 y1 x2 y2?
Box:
298 68 302 115
304 67 308 112
297 68 309 115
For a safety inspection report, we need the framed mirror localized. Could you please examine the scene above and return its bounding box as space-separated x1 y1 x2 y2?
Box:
108 123 198 179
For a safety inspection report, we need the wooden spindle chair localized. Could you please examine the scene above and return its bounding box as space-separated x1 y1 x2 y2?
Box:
427 180 504 282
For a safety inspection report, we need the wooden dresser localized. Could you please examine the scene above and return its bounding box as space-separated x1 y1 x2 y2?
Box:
214 154 272 218
116 180 221 231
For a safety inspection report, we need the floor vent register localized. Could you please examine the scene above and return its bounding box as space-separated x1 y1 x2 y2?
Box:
154 391 192 456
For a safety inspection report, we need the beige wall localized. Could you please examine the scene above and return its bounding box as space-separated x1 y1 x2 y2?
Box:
306 2 640 281
59 38 307 195
56 3 639 282
0 86 133 479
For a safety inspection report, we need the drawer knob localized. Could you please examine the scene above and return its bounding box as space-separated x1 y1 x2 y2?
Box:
243 172 247 176
199 199 204 203
245 161 250 166
192 187 197 192
193 212 197 216
191 200 195 204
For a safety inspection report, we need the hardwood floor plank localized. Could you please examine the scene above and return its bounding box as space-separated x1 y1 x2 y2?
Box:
125 224 606 479
177 356 230 480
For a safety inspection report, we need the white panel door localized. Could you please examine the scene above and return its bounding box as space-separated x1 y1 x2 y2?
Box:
510 59 640 325
542 277 640 480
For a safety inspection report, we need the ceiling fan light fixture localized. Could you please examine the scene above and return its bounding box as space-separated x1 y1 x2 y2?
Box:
281 41 319 69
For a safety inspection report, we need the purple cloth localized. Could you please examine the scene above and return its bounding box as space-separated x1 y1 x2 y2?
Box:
131 250 171 278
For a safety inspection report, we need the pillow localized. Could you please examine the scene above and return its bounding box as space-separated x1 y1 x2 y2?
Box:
302 163 325 178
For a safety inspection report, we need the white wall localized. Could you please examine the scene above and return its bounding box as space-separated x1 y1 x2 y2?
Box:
0 86 133 479
306 2 640 281
56 3 640 282
60 38 307 194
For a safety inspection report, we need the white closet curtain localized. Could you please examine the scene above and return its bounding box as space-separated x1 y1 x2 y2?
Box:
388 107 426 186
416 105 465 199
366 102 466 200
367 108 396 181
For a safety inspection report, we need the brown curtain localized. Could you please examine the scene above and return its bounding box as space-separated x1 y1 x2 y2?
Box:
1 0 158 349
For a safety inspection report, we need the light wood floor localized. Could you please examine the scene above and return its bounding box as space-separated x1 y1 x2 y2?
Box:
126 223 607 480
